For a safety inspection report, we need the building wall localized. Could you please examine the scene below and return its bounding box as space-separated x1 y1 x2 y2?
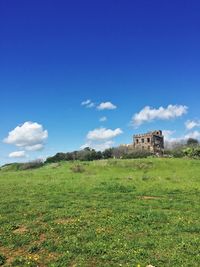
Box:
133 130 164 153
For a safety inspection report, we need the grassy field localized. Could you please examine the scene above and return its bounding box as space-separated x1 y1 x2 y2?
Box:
0 158 200 267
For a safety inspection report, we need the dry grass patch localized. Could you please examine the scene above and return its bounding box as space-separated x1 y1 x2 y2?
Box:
55 218 78 225
139 196 162 200
13 225 28 234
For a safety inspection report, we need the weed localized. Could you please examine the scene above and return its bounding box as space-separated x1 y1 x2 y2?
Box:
70 164 85 173
0 254 6 266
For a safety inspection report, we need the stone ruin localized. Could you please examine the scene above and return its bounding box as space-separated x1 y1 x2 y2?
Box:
133 130 164 154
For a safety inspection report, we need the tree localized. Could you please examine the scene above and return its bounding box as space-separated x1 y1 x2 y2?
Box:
187 138 199 147
102 148 113 159
76 149 102 161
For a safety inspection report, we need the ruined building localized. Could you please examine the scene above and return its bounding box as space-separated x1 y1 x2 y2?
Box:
133 130 164 154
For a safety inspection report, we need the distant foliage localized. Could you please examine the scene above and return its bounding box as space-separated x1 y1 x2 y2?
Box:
38 138 200 165
45 152 74 163
44 146 154 164
19 160 44 170
164 138 200 159
76 148 102 161
0 163 21 171
45 148 103 163
183 147 200 159
102 148 114 159
187 138 199 147
169 148 185 158
0 160 44 171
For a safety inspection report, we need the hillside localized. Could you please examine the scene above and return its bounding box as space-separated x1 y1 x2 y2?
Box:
0 159 200 266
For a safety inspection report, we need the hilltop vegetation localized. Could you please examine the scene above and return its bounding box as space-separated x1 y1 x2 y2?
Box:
45 138 200 164
0 158 200 266
0 161 44 172
1 138 200 173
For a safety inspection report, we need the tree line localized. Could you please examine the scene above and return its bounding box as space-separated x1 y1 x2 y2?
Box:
1 138 199 171
45 138 200 163
45 146 152 163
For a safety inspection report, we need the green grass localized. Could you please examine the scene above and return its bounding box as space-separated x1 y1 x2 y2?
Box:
0 158 200 266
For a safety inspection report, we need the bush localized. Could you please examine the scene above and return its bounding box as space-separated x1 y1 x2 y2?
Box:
45 148 102 163
0 163 21 171
0 254 6 266
183 147 200 158
102 183 135 193
170 148 185 158
19 160 44 170
187 138 199 147
45 152 74 163
77 148 102 161
102 148 113 159
192 147 200 158
164 144 200 159
70 164 85 173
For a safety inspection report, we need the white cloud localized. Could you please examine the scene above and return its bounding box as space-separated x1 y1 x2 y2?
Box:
25 144 44 151
185 131 200 140
81 127 123 151
97 102 117 110
81 99 95 108
81 99 91 105
163 129 200 142
81 100 117 110
164 130 200 149
80 140 114 151
9 151 26 158
4 122 48 151
185 120 200 130
162 130 176 141
99 116 107 122
87 102 95 108
87 127 123 141
132 105 188 127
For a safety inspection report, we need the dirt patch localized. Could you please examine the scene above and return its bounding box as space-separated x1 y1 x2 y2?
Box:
139 196 161 200
47 252 59 261
13 226 28 234
0 246 25 265
0 245 58 266
39 233 46 243
33 233 46 246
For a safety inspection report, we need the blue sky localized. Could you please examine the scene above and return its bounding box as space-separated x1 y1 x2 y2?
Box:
0 0 200 164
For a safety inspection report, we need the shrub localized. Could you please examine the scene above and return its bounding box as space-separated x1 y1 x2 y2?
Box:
183 147 200 158
165 145 200 159
171 148 185 158
0 254 6 266
102 148 113 159
45 148 102 163
70 164 85 173
0 163 21 171
19 160 44 170
192 147 200 158
106 183 135 193
187 138 199 147
77 148 102 161
45 152 73 163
